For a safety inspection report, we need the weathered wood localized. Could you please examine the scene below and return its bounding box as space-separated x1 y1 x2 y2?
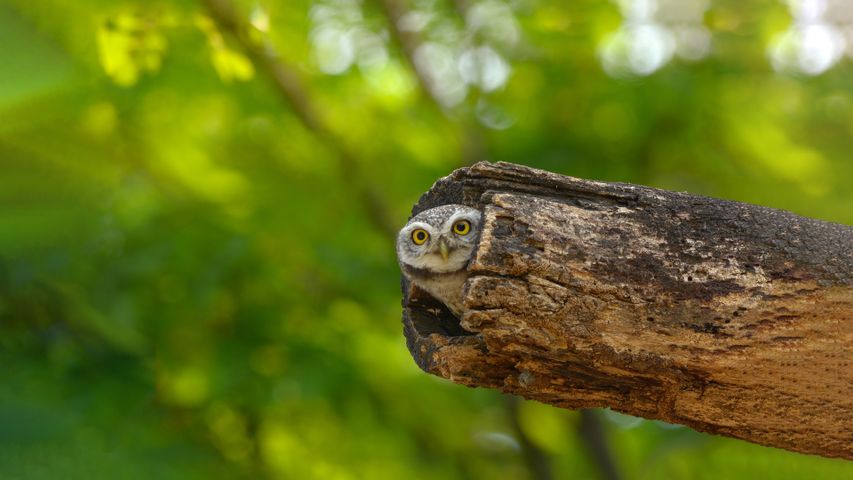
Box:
402 161 853 459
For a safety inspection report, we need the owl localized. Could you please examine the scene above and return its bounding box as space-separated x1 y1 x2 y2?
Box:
397 204 483 317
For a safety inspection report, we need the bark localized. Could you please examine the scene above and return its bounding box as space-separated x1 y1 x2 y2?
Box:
401 161 853 459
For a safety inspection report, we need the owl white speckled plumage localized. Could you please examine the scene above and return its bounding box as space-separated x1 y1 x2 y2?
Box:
396 204 482 317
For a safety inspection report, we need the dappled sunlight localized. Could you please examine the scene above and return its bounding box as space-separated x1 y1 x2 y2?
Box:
769 0 852 76
600 0 710 77
309 0 388 75
307 0 516 111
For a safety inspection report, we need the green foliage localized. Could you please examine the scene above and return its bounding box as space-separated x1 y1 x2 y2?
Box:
0 1 851 479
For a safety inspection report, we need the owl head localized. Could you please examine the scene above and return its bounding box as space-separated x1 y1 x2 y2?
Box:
396 204 482 274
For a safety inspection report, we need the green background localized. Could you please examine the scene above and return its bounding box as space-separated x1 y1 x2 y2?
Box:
1 0 851 479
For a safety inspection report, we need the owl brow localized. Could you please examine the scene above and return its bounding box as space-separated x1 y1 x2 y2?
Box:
405 222 434 234
447 213 476 227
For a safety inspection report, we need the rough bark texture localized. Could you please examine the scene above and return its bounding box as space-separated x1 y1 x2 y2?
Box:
402 162 853 459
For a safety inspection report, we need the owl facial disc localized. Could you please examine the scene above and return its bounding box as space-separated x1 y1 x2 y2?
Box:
396 205 482 274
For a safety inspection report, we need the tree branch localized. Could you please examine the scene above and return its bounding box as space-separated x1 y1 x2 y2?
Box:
402 161 853 459
201 0 398 237
578 410 621 480
374 0 446 112
373 0 486 166
505 396 553 480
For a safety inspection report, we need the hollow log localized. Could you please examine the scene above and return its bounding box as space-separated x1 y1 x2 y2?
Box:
401 162 853 459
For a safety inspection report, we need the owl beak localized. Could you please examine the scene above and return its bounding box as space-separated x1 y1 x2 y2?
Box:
439 240 450 261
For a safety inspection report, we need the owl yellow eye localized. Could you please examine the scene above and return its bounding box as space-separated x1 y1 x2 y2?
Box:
452 220 471 235
411 229 429 245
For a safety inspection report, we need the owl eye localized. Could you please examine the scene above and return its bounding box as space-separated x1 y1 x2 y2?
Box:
452 220 471 235
411 229 429 245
